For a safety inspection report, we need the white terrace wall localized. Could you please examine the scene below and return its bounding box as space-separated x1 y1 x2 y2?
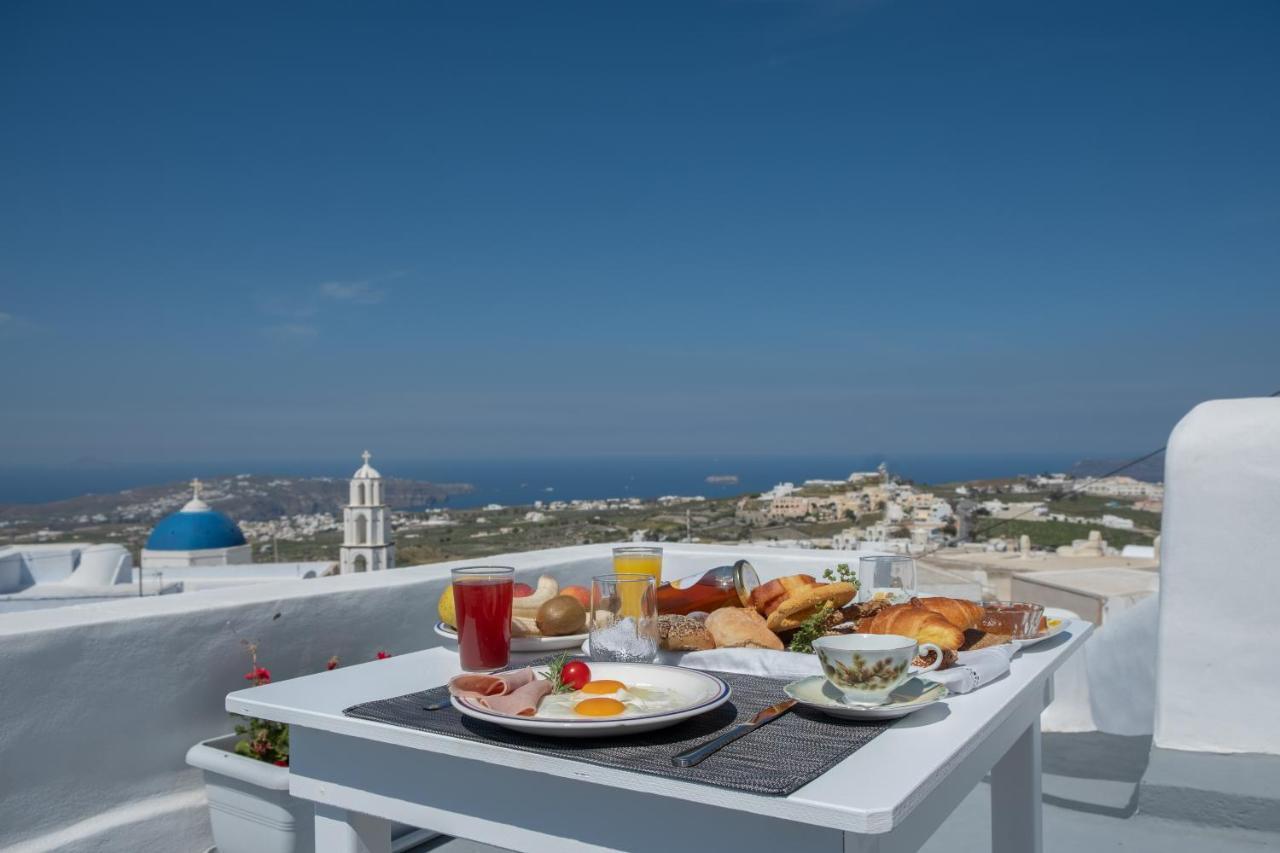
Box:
1155 397 1280 755
0 543 860 853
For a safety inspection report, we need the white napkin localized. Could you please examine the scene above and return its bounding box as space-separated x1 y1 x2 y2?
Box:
659 644 1016 695
661 647 822 681
920 645 1016 694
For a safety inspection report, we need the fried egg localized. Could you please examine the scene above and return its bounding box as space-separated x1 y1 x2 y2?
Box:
536 683 687 719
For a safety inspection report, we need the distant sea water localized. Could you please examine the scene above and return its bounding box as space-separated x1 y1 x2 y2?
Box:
0 454 1093 507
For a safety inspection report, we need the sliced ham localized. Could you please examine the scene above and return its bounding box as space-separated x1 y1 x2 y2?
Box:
480 678 554 717
447 667 554 715
447 667 537 700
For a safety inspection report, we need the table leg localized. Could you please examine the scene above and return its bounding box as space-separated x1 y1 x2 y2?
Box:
990 716 1042 853
315 803 391 853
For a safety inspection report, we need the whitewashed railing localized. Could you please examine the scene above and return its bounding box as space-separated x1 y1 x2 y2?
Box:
0 543 866 853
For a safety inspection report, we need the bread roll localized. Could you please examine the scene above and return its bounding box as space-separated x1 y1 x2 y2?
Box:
765 581 859 632
748 574 818 615
704 607 784 651
658 614 715 651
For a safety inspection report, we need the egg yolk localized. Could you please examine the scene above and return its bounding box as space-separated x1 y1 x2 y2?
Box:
580 679 627 695
574 698 626 717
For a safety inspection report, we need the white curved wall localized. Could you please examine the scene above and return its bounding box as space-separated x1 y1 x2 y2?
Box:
1155 397 1280 754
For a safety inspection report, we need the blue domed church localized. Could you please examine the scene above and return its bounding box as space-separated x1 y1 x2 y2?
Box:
141 479 252 569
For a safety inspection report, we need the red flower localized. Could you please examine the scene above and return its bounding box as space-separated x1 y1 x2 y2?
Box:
376 650 391 660
326 656 339 671
273 759 289 767
244 666 271 684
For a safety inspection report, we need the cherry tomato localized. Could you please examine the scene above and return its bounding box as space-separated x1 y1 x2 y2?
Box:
561 660 591 691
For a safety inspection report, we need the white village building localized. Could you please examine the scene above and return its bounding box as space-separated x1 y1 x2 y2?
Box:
340 450 396 573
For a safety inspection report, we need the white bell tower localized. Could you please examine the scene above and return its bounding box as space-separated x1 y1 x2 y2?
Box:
340 450 395 574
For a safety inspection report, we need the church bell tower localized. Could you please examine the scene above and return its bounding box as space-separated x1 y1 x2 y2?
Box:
340 450 395 573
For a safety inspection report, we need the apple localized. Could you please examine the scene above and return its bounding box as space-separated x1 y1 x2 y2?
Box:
513 582 536 598
561 585 591 609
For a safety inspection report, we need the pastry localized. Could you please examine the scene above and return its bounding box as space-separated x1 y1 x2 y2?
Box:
748 574 819 615
914 647 958 670
704 607 784 651
856 600 966 651
914 596 984 631
962 630 1011 651
658 614 715 651
765 581 858 633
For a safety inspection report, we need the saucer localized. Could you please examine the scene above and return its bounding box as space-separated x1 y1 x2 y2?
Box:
783 675 948 720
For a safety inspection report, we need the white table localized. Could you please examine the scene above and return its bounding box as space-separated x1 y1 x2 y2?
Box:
228 621 1092 853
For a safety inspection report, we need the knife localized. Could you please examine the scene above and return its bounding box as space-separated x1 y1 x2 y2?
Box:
671 699 797 768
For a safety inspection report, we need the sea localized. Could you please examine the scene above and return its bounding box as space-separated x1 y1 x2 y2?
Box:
0 453 1099 508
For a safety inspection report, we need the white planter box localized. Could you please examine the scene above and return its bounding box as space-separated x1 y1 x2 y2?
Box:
187 735 435 853
187 734 313 853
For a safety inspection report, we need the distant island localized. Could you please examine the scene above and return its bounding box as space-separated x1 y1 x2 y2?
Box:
704 474 739 485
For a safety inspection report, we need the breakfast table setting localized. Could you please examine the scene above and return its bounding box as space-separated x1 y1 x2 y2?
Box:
227 550 1092 853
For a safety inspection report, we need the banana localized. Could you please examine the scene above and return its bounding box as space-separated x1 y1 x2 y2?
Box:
510 614 540 637
512 575 559 617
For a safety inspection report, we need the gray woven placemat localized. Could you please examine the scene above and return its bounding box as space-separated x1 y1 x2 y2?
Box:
343 664 891 796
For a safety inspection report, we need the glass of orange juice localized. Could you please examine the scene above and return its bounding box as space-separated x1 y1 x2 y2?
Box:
613 545 662 585
612 546 662 619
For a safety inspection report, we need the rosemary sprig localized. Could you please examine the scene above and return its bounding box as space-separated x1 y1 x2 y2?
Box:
544 650 574 693
788 601 835 654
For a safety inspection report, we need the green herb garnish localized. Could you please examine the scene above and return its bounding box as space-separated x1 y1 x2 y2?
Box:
823 562 860 591
788 601 835 654
544 650 574 693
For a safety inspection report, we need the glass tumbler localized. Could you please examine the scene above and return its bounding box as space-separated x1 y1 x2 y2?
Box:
451 565 514 672
612 545 663 587
858 555 917 604
589 573 658 663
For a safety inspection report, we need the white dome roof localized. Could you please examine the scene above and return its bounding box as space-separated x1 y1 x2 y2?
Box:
352 450 381 479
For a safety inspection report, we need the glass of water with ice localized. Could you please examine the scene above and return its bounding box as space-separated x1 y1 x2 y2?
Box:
589 574 659 663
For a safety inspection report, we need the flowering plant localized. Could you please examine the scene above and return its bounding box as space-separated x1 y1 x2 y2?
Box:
232 642 393 766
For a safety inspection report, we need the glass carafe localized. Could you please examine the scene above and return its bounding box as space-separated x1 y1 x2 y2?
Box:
655 559 759 616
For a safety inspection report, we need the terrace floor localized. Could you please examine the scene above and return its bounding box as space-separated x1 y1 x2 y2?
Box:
398 733 1278 853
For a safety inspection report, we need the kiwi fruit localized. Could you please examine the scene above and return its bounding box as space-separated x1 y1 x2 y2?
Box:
536 595 587 636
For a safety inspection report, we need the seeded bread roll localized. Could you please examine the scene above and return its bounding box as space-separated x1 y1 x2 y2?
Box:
658 614 716 651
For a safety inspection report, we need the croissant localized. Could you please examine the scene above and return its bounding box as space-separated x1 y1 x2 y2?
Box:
857 601 966 651
914 596 983 631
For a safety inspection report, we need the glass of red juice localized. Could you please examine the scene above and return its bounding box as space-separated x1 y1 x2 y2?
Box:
451 566 514 672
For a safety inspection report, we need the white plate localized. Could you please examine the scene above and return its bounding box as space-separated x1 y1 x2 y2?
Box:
784 675 948 720
1012 607 1079 649
434 621 589 652
452 662 731 738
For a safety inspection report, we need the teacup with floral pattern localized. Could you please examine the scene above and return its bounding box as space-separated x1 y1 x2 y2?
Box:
812 634 943 705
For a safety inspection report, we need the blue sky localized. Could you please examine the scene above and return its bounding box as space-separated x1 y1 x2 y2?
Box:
2 0 1278 464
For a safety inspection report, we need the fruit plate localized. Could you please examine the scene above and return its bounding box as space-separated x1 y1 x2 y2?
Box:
1011 607 1078 649
434 621 589 652
452 662 731 738
784 675 948 721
